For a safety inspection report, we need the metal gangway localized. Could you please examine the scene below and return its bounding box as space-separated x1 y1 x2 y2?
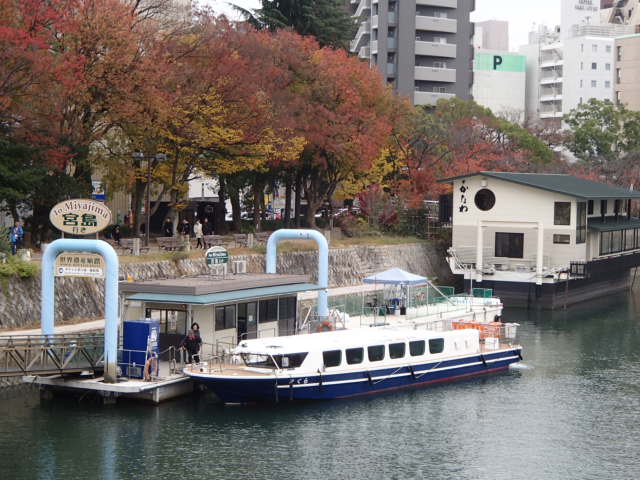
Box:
0 333 104 377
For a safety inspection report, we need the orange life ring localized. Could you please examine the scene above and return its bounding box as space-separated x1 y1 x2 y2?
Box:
143 356 158 381
316 320 334 333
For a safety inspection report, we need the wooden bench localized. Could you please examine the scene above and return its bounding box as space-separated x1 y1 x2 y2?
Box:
203 235 228 248
254 232 272 244
120 238 150 255
233 234 249 248
156 236 182 251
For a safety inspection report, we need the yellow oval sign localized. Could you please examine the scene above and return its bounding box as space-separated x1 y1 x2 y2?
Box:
49 199 112 235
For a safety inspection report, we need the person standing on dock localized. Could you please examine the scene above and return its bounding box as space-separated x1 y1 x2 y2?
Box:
180 329 201 364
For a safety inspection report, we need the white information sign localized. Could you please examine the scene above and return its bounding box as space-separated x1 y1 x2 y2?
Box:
55 253 105 278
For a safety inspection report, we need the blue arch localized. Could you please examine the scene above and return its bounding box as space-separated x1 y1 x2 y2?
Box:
41 239 119 383
266 229 328 318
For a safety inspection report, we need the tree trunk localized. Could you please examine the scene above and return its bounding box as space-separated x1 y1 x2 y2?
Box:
228 185 242 232
213 175 228 234
284 175 292 227
132 180 145 236
294 172 302 227
253 178 263 232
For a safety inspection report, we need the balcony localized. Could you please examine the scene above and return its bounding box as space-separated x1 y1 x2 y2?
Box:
414 66 456 83
540 59 563 69
540 76 563 85
352 0 371 18
415 15 457 33
414 91 456 106
371 40 378 54
350 20 371 53
417 0 457 7
415 40 456 58
387 37 396 49
539 110 563 119
372 14 378 29
387 63 396 75
358 45 370 59
540 93 563 102
388 11 396 24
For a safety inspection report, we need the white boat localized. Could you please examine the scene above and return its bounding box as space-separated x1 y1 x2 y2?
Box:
185 321 522 404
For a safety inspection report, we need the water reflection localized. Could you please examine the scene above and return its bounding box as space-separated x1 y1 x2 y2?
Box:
0 291 639 479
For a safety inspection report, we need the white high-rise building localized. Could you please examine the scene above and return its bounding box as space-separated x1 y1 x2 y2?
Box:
519 0 634 125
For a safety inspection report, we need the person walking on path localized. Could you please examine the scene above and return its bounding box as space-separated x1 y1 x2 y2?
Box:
163 218 173 237
113 225 122 246
202 217 212 235
9 221 23 255
194 220 204 249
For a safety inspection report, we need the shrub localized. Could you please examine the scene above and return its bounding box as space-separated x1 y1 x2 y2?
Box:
0 227 10 255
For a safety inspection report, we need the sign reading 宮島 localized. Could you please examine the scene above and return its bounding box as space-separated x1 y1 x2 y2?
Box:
49 199 112 235
54 253 105 278
205 246 229 265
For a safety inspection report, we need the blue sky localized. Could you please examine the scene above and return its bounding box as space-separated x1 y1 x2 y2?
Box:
200 0 563 51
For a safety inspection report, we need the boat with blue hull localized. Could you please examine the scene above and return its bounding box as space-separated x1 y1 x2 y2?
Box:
185 324 522 404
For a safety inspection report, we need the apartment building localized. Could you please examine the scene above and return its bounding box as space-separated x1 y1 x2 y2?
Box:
348 0 475 106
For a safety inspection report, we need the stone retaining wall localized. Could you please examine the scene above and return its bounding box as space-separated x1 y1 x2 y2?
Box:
0 242 450 330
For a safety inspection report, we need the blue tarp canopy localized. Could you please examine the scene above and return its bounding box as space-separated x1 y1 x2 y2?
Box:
363 268 428 286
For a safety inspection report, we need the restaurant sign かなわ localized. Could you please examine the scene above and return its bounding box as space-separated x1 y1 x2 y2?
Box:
49 199 112 235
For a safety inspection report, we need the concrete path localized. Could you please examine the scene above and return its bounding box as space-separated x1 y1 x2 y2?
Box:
2 319 105 337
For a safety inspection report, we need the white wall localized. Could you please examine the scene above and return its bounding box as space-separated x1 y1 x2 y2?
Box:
451 176 587 268
563 36 614 115
519 43 542 123
561 0 600 40
473 69 526 122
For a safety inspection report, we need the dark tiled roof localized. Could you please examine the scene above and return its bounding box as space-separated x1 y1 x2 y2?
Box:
438 172 640 200
588 216 640 232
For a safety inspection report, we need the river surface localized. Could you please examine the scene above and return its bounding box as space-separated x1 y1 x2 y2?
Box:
1 291 640 480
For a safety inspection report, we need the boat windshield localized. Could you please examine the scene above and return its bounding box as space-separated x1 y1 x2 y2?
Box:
241 352 308 369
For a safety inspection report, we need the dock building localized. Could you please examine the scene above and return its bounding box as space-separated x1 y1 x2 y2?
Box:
440 172 640 308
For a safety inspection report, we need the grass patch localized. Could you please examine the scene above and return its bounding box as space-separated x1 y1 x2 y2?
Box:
0 256 40 293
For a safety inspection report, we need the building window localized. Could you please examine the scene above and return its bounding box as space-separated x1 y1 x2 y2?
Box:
617 68 622 84
554 202 571 225
601 200 608 216
592 62 597 70
259 299 278 323
606 45 612 53
409 340 426 356
495 232 524 258
322 350 341 367
433 60 446 68
367 345 385 362
580 61 584 70
429 338 445 354
580 79 583 88
434 36 447 44
389 342 406 359
617 46 623 61
346 347 364 365
433 86 447 93
581 43 584 52
606 63 611 71
215 305 236 330
474 189 496 211
625 229 635 251
553 234 571 244
588 200 594 215
612 230 623 252
592 44 598 53
577 202 587 244
387 27 396 38
591 80 597 88
605 80 611 89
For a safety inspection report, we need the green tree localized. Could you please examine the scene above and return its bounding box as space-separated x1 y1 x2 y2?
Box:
563 99 640 177
234 0 356 49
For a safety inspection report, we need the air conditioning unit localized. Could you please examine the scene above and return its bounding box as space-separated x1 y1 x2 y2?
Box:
209 263 227 278
233 260 247 274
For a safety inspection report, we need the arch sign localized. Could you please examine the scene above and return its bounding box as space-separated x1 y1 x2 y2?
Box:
49 198 111 236
42 200 120 383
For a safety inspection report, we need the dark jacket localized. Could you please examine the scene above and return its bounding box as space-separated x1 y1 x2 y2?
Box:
178 221 191 235
180 333 201 354
202 221 213 235
163 220 173 237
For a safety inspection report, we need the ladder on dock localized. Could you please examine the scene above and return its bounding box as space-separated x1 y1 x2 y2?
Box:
0 333 104 377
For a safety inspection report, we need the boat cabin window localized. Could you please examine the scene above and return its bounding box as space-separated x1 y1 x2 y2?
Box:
241 352 308 369
389 342 406 359
368 345 385 362
409 340 425 356
323 350 342 368
429 338 445 354
346 347 364 365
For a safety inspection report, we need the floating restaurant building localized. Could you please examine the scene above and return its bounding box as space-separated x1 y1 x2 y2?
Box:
440 171 640 308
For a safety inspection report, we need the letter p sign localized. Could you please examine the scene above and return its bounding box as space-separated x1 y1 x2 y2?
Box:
493 55 503 70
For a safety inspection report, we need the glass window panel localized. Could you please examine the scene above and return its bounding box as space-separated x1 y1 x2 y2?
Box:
215 306 225 330
367 345 385 362
612 230 623 252
323 350 341 368
554 202 571 225
224 305 236 330
409 340 426 356
495 232 524 258
346 347 364 365
625 229 635 251
389 342 406 359
429 338 445 354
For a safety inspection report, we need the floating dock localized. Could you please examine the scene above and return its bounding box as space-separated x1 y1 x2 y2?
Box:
25 362 193 404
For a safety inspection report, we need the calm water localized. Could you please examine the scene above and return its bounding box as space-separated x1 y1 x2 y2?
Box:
1 292 640 480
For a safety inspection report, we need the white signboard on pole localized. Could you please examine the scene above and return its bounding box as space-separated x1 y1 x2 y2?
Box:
55 253 106 278
50 199 112 235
